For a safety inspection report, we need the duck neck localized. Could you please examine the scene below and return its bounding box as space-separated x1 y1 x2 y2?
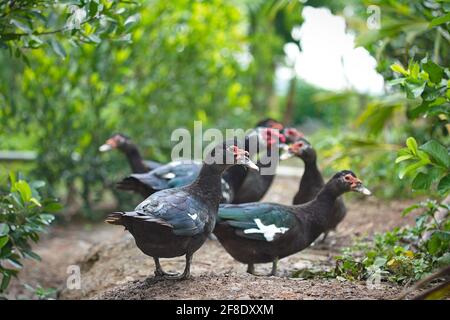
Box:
295 181 344 240
191 163 227 206
122 144 147 173
300 157 324 191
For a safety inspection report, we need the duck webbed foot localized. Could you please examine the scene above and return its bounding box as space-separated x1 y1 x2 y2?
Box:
153 255 192 280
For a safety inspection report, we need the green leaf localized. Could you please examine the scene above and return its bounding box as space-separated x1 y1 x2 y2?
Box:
50 40 66 59
395 154 413 163
10 19 32 34
430 13 450 27
0 224 9 237
43 202 63 213
0 235 9 249
406 137 419 155
438 174 450 196
404 79 426 99
0 274 11 292
398 160 428 179
15 180 32 203
412 172 433 191
420 140 450 168
39 214 55 225
391 64 408 76
423 60 444 84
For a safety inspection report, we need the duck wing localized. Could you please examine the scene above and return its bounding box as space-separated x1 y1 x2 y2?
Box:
217 203 297 242
131 188 209 236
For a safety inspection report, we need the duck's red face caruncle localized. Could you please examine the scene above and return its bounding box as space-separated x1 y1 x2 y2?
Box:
343 173 371 195
99 134 128 152
260 128 286 147
283 128 304 143
228 146 259 171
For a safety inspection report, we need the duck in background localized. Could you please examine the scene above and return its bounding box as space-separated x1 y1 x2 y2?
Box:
213 170 371 276
106 142 258 280
281 139 347 241
115 127 287 203
99 133 161 173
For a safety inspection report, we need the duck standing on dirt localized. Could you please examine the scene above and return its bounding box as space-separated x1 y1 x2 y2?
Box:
106 142 258 280
99 133 161 173
213 170 371 276
281 139 347 241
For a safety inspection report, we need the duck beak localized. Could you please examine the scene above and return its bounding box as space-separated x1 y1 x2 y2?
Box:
279 144 294 161
99 144 113 152
353 183 372 196
237 155 259 171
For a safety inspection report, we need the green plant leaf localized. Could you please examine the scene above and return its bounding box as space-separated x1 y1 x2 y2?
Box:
412 172 433 191
404 79 426 99
423 60 444 84
406 137 419 155
438 174 450 196
391 64 408 76
395 154 413 163
15 180 32 203
0 274 11 292
50 40 66 59
420 140 450 168
398 159 428 179
0 235 9 249
0 224 9 237
430 12 450 27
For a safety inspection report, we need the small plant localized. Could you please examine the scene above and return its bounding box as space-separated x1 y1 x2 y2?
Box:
335 199 449 284
0 173 61 294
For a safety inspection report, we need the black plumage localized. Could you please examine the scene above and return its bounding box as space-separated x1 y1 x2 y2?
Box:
214 170 371 276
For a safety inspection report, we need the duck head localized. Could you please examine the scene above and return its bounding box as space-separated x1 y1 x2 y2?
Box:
99 133 132 152
280 138 315 162
332 170 372 195
206 143 259 171
255 118 284 130
282 127 304 144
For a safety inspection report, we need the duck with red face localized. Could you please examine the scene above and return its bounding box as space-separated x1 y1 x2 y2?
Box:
214 170 371 276
99 133 161 173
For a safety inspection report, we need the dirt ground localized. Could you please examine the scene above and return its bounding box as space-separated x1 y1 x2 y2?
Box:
6 176 421 300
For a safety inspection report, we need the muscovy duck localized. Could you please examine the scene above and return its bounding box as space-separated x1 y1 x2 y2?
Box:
106 143 258 280
99 133 161 173
231 128 287 203
213 170 371 276
281 139 347 241
116 160 234 203
116 128 286 203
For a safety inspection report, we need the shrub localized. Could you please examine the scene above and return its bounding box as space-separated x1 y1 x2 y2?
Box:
0 173 61 294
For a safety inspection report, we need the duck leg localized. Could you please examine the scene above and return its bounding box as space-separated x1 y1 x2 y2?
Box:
270 258 278 276
153 257 179 278
154 254 192 280
247 263 256 275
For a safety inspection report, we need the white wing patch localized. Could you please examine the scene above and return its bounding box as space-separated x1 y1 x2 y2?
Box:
188 213 198 220
244 218 289 242
162 172 176 179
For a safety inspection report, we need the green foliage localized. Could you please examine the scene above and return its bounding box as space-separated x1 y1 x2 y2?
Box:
0 0 136 62
0 0 254 215
0 173 60 294
396 137 449 195
334 200 449 284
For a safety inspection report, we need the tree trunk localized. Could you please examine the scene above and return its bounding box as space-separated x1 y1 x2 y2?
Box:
283 76 297 125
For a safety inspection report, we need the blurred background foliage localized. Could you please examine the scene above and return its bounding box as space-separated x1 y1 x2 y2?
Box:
0 0 449 217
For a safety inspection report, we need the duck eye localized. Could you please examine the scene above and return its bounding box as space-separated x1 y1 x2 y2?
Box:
344 175 351 181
